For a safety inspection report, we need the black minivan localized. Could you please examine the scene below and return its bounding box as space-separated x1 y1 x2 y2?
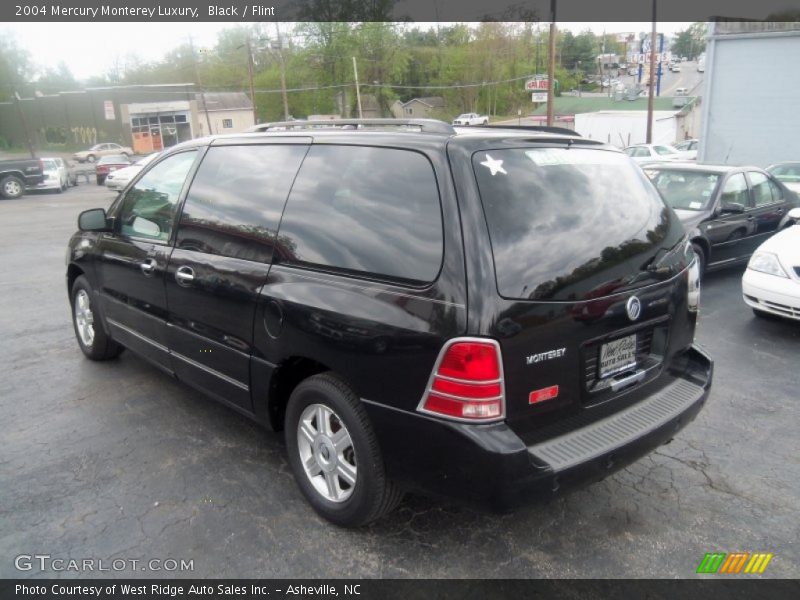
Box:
67 119 712 526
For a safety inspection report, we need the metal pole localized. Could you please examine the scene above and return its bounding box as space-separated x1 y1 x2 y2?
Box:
189 36 213 136
275 24 290 120
546 0 557 127
13 92 36 158
646 0 657 144
246 38 257 124
352 56 363 119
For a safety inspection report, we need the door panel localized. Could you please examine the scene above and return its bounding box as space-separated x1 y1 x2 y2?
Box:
94 150 200 367
706 172 754 265
96 236 172 367
165 249 269 410
165 143 310 411
745 172 789 252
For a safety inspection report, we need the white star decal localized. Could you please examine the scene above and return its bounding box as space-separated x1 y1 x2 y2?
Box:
480 154 507 176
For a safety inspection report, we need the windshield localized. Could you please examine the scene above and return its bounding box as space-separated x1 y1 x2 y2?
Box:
473 147 682 301
644 169 720 211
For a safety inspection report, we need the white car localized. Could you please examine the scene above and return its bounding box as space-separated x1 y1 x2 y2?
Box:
73 142 134 164
623 144 682 164
452 113 488 126
766 162 800 195
35 157 69 193
674 138 699 160
742 211 800 321
105 153 159 191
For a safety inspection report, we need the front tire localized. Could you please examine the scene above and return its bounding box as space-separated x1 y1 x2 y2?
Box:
691 243 706 277
70 275 123 360
86 154 96 163
285 373 403 527
0 175 25 199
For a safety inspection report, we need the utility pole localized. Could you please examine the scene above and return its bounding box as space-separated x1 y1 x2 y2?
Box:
13 92 36 158
246 38 257 124
189 36 213 136
546 0 557 127
352 56 363 119
646 0 657 143
274 24 289 120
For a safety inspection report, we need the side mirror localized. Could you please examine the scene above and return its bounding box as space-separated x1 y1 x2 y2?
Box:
78 208 110 232
787 207 800 221
720 202 745 214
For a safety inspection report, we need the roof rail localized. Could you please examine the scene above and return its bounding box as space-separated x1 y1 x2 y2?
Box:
473 124 580 137
247 118 455 135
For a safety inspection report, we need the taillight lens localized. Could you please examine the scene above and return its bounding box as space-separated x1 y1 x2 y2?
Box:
418 339 505 422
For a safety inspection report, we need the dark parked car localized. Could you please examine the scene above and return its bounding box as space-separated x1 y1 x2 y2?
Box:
66 119 712 526
643 163 799 273
0 157 45 199
95 154 132 185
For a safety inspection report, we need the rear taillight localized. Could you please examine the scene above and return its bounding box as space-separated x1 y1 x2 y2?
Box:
418 338 505 422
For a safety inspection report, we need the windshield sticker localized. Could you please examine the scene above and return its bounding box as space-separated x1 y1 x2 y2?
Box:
525 148 618 167
480 154 507 176
689 201 703 209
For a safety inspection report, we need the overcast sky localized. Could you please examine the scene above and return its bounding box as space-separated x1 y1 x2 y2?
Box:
4 22 692 81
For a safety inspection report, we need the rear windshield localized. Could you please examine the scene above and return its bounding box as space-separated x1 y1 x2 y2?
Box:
643 169 720 210
473 147 682 301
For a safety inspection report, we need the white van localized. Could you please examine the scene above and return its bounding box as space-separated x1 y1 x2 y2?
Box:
675 87 689 96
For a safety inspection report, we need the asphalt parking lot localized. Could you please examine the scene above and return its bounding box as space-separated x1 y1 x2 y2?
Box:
1 184 798 579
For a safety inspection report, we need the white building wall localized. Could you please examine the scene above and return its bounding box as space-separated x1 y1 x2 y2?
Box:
575 111 677 148
699 29 800 167
196 109 255 136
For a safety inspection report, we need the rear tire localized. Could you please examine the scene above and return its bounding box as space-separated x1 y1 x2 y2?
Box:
285 373 403 527
70 275 123 360
0 175 25 199
86 154 96 163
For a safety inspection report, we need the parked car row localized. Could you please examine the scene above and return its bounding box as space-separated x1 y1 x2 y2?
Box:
642 162 799 276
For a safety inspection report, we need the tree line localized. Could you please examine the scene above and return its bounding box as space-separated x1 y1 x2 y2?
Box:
0 22 707 122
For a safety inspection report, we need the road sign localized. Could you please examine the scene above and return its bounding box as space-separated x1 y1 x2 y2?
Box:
531 92 548 102
525 77 549 91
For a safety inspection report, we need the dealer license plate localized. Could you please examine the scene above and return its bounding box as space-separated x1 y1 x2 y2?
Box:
599 334 637 378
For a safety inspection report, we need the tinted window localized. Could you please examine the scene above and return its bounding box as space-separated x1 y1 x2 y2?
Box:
473 147 681 301
749 172 774 207
176 145 308 263
720 173 749 208
117 151 197 242
654 146 676 156
277 145 443 282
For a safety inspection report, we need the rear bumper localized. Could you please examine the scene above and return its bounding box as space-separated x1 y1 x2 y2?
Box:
365 344 712 511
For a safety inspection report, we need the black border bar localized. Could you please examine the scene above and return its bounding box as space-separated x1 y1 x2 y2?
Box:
2 0 800 22
2 579 800 600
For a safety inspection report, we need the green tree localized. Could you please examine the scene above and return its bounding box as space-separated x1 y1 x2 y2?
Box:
672 23 707 60
0 34 32 101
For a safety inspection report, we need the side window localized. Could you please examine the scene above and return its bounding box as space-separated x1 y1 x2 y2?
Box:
720 173 749 209
654 146 674 156
176 144 308 263
117 151 197 242
277 145 443 283
749 172 774 207
767 179 785 204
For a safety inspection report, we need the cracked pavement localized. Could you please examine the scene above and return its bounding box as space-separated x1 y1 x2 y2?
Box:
1 185 798 579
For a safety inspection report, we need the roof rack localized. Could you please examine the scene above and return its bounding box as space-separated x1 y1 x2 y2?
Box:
472 124 580 137
247 118 455 135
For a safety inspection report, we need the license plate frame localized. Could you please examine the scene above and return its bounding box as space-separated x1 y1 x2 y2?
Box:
598 334 638 379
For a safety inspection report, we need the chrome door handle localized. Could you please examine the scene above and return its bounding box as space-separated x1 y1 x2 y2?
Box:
175 266 195 286
140 259 157 276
